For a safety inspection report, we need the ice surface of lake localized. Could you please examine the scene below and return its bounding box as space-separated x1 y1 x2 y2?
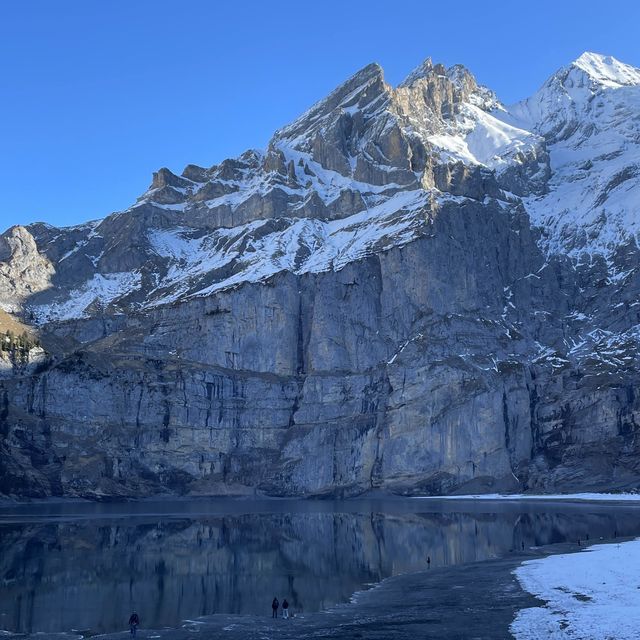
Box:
1 498 639 635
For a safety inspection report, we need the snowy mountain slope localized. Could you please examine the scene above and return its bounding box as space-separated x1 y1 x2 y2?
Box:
1 52 638 327
504 52 640 258
8 57 547 322
33 188 442 321
394 62 547 192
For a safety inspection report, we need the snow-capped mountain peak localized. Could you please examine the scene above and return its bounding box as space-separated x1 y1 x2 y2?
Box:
503 52 640 258
507 52 640 139
572 51 640 88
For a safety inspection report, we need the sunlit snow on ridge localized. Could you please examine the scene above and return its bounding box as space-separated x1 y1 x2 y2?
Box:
148 189 434 305
29 189 439 320
503 52 640 258
32 272 141 323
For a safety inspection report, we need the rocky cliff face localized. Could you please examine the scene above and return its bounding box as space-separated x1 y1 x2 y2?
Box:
1 52 640 498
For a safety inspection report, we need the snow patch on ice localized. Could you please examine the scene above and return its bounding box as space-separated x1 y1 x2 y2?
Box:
511 539 640 640
414 493 640 502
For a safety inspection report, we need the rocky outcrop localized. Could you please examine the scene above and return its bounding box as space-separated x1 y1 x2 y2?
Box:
0 226 54 313
1 53 640 499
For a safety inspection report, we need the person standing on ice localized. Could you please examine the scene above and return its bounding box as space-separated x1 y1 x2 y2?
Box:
282 599 289 619
271 597 279 618
128 612 140 637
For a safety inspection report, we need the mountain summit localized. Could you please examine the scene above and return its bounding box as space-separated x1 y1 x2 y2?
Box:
571 51 640 87
506 51 640 255
1 53 640 499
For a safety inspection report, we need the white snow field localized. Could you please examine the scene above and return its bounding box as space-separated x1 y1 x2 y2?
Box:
511 539 640 639
414 493 640 502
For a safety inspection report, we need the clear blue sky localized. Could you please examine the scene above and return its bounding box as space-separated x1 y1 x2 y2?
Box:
2 0 639 229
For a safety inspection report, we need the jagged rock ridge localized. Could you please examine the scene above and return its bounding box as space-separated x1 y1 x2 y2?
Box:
0 52 639 498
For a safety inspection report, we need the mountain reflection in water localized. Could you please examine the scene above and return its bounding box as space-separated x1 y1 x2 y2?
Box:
0 499 638 634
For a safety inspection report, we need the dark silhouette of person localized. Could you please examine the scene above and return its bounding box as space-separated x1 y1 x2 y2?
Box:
129 612 140 637
271 597 279 618
282 598 289 619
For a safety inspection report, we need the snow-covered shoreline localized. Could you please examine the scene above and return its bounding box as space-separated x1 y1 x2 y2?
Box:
413 492 640 502
511 538 640 639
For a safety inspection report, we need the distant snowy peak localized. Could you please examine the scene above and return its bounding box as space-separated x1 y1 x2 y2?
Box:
119 51 640 267
505 52 640 258
572 51 640 88
268 57 547 199
508 52 640 140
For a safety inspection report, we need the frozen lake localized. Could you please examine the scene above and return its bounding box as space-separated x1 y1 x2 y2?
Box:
1 497 639 635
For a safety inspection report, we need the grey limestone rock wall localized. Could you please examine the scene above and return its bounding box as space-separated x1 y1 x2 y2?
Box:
2 198 639 498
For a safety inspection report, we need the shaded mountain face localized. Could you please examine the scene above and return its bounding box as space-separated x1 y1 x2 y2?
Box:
1 52 639 499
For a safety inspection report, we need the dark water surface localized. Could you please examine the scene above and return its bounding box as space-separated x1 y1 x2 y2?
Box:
1 497 639 635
